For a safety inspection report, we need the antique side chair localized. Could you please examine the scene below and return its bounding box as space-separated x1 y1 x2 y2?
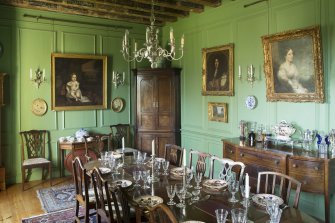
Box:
189 149 212 177
164 144 184 167
20 130 52 191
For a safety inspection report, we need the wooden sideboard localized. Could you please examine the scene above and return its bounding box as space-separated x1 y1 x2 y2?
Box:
223 138 335 223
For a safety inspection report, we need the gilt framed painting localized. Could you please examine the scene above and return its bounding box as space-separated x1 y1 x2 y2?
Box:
202 44 234 96
208 102 228 122
262 26 324 103
51 53 107 111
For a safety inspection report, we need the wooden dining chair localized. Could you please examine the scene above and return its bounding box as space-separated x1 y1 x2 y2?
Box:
72 157 96 223
164 144 184 167
84 134 112 161
148 203 178 223
110 124 131 150
256 171 302 208
20 130 52 191
91 167 120 223
189 149 212 176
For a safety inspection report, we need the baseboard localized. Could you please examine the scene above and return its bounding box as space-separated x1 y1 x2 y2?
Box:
0 167 6 191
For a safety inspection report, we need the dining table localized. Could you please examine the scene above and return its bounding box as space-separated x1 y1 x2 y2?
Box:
84 156 322 223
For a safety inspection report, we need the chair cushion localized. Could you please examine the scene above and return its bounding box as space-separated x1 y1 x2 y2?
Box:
23 158 50 166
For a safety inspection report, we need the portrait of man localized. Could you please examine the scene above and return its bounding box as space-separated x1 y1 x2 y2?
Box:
202 44 234 96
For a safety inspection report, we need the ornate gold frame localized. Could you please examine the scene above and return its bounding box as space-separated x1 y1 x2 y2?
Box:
208 102 228 123
202 44 234 96
51 53 107 111
262 26 324 103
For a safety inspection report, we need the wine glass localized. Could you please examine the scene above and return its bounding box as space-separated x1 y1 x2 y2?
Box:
162 160 170 175
191 189 200 201
154 159 161 176
141 170 150 189
228 180 239 203
166 184 176 205
114 157 121 175
133 170 141 187
186 168 194 188
194 172 202 189
266 199 282 223
175 183 186 208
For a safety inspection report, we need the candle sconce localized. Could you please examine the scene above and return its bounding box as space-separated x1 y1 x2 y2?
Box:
30 67 46 89
238 65 256 87
112 71 125 88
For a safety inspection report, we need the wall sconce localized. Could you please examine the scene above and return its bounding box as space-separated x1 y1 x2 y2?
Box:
112 71 125 88
30 67 46 89
238 65 256 87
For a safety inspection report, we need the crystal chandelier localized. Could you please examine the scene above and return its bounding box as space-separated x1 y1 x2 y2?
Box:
121 0 184 68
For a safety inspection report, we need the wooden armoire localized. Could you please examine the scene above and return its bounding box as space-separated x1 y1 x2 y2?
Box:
133 68 181 157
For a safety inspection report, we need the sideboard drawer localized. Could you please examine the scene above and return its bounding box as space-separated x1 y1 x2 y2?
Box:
237 148 286 172
223 143 236 160
288 158 324 193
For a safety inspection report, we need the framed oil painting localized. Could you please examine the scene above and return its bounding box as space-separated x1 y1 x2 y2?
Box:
202 44 234 96
262 26 324 103
208 102 228 123
51 53 107 111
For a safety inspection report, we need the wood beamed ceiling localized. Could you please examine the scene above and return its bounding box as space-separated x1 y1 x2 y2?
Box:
0 0 224 26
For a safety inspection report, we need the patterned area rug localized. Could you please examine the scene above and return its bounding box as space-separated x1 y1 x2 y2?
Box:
21 208 98 223
36 184 76 213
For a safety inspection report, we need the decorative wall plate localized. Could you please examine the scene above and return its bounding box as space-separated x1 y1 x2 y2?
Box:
111 97 124 112
245 95 257 110
31 98 48 116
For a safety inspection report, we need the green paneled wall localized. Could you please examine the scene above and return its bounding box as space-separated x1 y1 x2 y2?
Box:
162 0 334 221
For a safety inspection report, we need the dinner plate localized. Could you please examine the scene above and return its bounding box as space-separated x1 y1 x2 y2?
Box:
252 194 284 209
170 167 191 177
134 195 163 208
202 179 227 191
111 179 132 188
99 167 112 174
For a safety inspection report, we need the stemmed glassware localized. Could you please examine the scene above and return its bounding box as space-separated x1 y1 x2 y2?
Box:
132 170 141 187
194 172 202 189
186 168 194 188
228 180 239 203
162 160 170 175
154 159 161 176
166 184 176 205
114 157 121 175
266 199 282 223
191 189 200 201
141 170 150 189
175 183 186 208
215 209 228 223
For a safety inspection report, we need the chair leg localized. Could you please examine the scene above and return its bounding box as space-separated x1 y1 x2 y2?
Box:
21 167 26 191
49 163 52 186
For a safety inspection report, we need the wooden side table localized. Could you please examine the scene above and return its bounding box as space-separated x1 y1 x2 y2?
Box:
58 141 96 177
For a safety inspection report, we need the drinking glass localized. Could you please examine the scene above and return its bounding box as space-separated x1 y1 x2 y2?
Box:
186 169 194 188
215 209 228 223
191 189 200 201
266 199 282 223
114 157 121 175
175 183 186 208
166 184 176 205
141 170 150 189
162 160 170 175
231 208 247 223
132 170 141 187
154 159 161 176
228 180 239 203
194 172 202 189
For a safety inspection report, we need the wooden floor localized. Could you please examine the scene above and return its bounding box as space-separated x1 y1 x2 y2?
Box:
0 177 72 223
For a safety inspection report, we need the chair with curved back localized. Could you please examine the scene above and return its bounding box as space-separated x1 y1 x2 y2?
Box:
72 156 96 223
209 155 245 185
256 171 302 208
148 203 178 223
110 124 130 150
189 149 212 176
164 144 184 167
20 130 52 191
